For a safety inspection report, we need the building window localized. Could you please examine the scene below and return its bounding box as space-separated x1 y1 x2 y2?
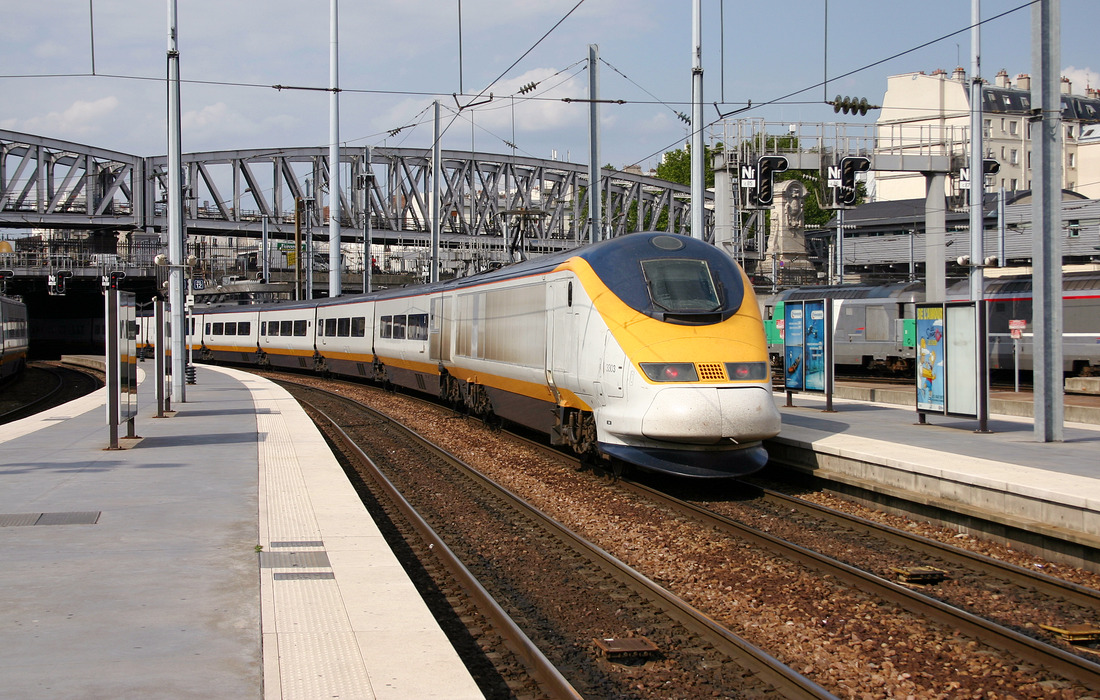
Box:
1067 125 1075 140
1010 149 1019 165
1068 153 1076 168
1009 121 1018 136
999 118 1006 132
984 119 993 138
1011 178 1018 190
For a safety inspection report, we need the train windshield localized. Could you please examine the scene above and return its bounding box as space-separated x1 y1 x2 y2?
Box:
641 259 721 312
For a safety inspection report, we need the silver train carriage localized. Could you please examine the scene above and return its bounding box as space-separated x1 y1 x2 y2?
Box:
759 271 1100 376
180 233 781 478
0 295 29 382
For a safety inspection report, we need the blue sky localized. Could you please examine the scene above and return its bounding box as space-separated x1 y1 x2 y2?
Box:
1 1 1096 173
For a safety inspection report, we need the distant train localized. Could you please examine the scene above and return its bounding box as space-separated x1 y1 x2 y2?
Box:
758 271 1100 376
0 295 29 382
162 233 781 478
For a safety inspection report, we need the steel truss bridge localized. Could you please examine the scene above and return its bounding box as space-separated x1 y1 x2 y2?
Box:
0 130 710 254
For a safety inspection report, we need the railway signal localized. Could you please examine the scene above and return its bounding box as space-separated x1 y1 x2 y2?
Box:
838 156 870 206
749 155 788 207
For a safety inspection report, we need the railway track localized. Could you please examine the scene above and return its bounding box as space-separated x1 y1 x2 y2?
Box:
621 478 1100 692
281 379 834 699
0 362 103 424
262 370 1100 697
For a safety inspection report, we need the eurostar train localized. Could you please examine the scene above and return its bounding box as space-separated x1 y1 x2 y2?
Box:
0 295 29 382
182 232 781 478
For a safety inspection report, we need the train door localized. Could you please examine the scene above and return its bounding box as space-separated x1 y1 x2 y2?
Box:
546 280 577 397
429 294 450 363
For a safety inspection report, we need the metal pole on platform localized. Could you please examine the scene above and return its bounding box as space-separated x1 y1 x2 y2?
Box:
587 44 601 244
1032 0 1063 442
836 209 844 284
364 146 372 294
690 0 704 241
155 301 165 417
166 0 185 404
328 0 342 298
261 214 270 282
970 0 990 433
431 100 441 284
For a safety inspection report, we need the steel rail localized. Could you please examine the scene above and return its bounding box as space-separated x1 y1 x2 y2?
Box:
292 383 836 700
753 484 1100 611
296 394 583 700
0 364 67 424
619 479 1100 691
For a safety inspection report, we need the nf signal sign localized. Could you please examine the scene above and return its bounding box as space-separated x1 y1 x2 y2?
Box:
740 165 756 189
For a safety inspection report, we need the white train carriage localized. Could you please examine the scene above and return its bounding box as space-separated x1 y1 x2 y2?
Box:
1 295 30 381
314 299 375 379
193 308 261 366
190 233 781 478
252 305 317 371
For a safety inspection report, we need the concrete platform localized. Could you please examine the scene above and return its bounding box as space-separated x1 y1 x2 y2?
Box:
768 389 1100 568
0 362 482 699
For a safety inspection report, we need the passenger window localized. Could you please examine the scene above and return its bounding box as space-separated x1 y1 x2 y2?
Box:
408 313 428 341
224 322 237 335
293 320 307 336
261 322 267 335
337 318 351 337
269 322 280 336
351 317 366 337
325 318 337 336
205 323 211 334
392 315 407 340
380 315 393 339
280 320 292 335
213 322 224 335
238 322 250 335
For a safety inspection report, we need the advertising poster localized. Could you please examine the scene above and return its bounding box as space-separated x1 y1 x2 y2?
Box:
783 302 805 390
804 300 826 392
945 302 978 417
915 304 945 413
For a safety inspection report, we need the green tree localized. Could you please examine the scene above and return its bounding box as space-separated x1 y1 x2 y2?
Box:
654 143 719 188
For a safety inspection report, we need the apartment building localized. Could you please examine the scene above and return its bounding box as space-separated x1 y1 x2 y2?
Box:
874 68 1100 201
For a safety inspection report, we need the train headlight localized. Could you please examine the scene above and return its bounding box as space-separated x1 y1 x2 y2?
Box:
640 362 699 382
725 362 769 381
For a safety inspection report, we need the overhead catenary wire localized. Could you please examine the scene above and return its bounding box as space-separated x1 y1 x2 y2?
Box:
623 0 1039 171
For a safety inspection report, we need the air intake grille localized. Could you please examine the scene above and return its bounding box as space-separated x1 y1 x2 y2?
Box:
696 363 726 381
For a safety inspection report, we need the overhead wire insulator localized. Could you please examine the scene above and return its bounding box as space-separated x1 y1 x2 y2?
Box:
518 81 538 95
830 95 879 116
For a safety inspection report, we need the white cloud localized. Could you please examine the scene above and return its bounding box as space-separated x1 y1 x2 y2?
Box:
18 96 120 137
1062 66 1099 94
181 102 303 150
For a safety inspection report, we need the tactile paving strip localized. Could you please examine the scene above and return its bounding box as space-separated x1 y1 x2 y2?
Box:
251 382 375 699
